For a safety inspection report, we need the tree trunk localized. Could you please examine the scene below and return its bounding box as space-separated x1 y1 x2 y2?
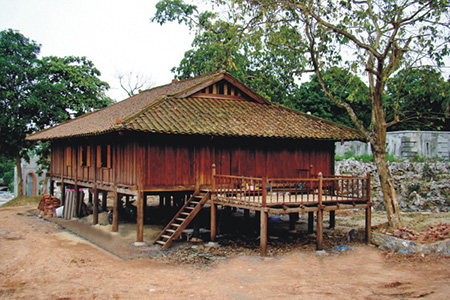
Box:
370 124 402 228
15 152 23 197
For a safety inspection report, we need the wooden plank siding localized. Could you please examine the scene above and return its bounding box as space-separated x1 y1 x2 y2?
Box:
49 133 335 193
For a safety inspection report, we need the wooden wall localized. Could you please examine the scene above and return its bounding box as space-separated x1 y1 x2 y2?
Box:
49 133 335 192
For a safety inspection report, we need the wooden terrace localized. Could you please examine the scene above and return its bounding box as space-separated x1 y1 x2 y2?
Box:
209 165 372 255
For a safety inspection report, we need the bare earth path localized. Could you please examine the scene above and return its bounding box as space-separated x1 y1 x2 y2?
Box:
1 206 450 300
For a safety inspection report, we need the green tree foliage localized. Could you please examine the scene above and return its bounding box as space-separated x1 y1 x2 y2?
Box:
0 156 14 191
0 29 112 195
296 67 371 129
152 0 300 105
153 0 450 227
386 67 450 131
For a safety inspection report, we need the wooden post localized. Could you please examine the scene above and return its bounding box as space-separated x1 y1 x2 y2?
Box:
260 209 268 256
93 189 99 225
210 164 216 242
260 177 268 256
365 172 372 244
61 182 66 206
244 209 250 220
316 172 324 250
112 189 119 232
316 209 324 250
261 177 267 207
73 184 79 218
329 210 335 229
102 191 107 212
289 213 298 232
137 191 144 242
308 211 314 234
49 180 54 196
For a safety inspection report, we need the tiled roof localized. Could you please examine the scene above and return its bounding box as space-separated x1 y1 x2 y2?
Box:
26 71 225 141
124 97 363 140
27 71 364 141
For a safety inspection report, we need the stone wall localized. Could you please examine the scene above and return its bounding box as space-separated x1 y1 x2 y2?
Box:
335 158 450 212
336 130 450 159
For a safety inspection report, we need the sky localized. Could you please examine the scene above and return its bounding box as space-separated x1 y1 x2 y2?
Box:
0 0 197 101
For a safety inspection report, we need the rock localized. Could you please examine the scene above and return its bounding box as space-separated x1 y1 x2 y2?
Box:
205 242 219 248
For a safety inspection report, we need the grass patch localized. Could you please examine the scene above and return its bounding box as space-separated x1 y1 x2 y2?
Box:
1 196 41 208
336 151 398 162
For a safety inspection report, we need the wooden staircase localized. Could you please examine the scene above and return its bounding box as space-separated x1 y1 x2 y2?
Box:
154 190 210 250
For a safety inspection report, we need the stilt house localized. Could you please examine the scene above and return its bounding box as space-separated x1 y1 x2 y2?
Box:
27 70 371 254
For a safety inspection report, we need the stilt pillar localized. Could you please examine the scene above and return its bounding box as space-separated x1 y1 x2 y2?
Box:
260 210 268 256
112 189 119 232
329 210 335 229
101 191 107 212
308 211 314 234
137 191 144 242
210 203 216 241
289 212 298 232
93 189 99 225
316 209 324 250
73 184 80 218
365 204 372 244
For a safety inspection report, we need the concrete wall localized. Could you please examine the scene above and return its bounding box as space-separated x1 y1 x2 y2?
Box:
336 131 450 159
14 156 47 197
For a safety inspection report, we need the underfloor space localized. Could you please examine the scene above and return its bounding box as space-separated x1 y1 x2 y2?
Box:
45 207 368 260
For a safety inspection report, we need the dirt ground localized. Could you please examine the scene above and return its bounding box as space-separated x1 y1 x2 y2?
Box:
1 206 450 299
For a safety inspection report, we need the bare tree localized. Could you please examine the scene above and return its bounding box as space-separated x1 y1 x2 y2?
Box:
116 71 155 97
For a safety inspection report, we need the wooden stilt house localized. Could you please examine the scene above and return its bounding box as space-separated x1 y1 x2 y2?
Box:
27 70 370 254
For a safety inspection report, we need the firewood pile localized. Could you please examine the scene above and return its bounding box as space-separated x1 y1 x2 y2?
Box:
38 194 61 218
386 223 450 244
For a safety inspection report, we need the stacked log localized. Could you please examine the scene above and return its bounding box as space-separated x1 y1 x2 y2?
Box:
38 194 61 218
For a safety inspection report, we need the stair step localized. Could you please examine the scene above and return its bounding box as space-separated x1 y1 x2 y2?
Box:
185 206 195 210
180 212 190 216
171 223 181 227
156 240 166 245
166 229 176 233
162 235 171 239
176 217 185 222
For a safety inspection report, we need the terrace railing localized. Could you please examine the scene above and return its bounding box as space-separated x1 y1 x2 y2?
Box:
211 164 371 208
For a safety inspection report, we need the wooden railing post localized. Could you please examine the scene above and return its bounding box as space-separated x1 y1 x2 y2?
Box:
318 172 323 206
260 176 268 256
316 172 324 250
211 164 216 195
365 171 372 244
210 164 216 242
261 177 267 207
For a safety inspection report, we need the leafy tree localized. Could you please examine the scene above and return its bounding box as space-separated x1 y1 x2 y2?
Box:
153 0 450 227
0 156 14 191
0 29 112 196
296 67 371 129
152 1 300 105
386 67 450 131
